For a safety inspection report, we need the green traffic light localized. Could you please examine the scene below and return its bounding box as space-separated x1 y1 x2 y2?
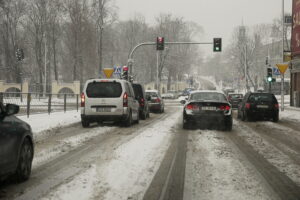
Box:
267 77 273 82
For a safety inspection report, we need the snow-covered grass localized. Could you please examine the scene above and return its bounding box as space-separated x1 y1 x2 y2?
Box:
280 108 300 122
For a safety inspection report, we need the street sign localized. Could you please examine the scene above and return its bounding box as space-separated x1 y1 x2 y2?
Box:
114 66 122 75
103 68 114 78
272 67 281 76
276 64 289 74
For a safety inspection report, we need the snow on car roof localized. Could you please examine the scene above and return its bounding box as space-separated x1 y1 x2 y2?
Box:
146 90 158 93
190 90 225 95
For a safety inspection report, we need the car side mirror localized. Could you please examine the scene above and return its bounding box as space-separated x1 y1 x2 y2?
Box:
5 104 19 116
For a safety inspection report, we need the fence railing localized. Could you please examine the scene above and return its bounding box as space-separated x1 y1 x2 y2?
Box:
0 92 79 117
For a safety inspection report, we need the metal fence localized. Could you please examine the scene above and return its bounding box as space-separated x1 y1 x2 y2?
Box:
0 92 79 117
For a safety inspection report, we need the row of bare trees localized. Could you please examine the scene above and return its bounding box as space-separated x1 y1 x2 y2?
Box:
0 0 202 93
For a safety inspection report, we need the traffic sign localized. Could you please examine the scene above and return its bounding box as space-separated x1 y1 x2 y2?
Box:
272 67 281 76
276 64 289 74
103 68 114 78
114 66 122 75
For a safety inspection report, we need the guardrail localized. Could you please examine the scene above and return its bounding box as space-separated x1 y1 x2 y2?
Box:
0 92 79 117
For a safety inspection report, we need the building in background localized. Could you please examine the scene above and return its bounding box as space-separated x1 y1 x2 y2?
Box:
290 0 300 107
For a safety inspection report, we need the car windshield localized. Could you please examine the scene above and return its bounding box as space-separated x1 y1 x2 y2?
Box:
229 94 243 99
248 93 275 103
190 92 227 102
86 82 122 98
146 92 158 97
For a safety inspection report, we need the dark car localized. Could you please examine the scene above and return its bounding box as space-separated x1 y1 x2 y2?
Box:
237 92 279 122
0 103 34 182
145 90 164 113
132 83 150 119
182 90 232 130
228 93 243 108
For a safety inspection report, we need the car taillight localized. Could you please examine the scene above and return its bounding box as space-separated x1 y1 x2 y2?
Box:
140 98 144 107
274 104 279 109
186 104 199 110
123 92 128 107
219 105 231 111
245 103 251 109
155 98 161 103
81 93 85 107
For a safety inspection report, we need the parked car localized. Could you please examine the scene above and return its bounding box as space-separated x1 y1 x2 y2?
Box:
80 79 140 127
145 90 164 113
0 103 34 182
228 93 243 108
238 92 279 122
132 83 150 120
182 90 232 130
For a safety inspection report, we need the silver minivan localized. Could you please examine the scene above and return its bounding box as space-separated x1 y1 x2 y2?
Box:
80 79 139 127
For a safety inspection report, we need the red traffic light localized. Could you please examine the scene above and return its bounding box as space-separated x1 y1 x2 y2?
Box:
123 66 128 71
156 37 164 50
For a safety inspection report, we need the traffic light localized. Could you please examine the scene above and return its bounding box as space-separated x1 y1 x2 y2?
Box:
267 67 274 82
156 37 164 51
15 48 24 61
213 38 222 52
122 66 129 80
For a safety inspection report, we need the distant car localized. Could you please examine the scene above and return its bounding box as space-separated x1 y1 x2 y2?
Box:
238 92 279 122
161 93 175 99
182 90 232 130
80 79 140 127
228 93 243 108
132 83 150 120
146 90 164 113
0 103 34 182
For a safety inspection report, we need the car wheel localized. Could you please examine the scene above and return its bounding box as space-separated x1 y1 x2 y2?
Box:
82 119 90 128
147 111 150 118
241 111 246 121
136 112 140 124
15 138 33 182
223 119 233 131
141 111 147 120
124 111 132 127
183 118 191 130
273 113 279 122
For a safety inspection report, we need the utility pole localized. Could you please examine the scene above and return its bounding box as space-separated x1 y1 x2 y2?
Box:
244 45 248 92
44 34 47 96
281 0 285 111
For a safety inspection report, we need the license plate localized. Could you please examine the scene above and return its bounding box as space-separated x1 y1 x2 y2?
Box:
202 106 216 111
96 107 111 112
257 105 268 109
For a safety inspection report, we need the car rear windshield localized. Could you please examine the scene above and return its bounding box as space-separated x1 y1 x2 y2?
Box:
133 84 143 98
190 92 227 102
146 92 158 97
229 94 243 99
86 82 122 98
248 93 276 103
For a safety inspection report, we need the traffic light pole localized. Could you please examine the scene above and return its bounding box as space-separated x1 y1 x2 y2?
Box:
127 41 213 84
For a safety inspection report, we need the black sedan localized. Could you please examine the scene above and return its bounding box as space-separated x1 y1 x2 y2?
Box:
182 90 232 131
0 103 34 182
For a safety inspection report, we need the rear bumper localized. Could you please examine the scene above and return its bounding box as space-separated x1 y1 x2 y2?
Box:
149 103 162 111
246 109 278 118
184 112 232 125
81 114 129 122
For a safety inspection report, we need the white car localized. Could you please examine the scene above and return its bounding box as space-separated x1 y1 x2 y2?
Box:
80 79 140 127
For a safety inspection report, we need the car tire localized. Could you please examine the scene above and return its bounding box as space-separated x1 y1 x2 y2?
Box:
15 138 33 182
141 111 147 120
82 119 90 128
124 111 132 127
136 112 140 124
241 111 246 121
273 113 279 122
147 111 150 118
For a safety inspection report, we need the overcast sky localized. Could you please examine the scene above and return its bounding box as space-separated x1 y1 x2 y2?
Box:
115 0 292 56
